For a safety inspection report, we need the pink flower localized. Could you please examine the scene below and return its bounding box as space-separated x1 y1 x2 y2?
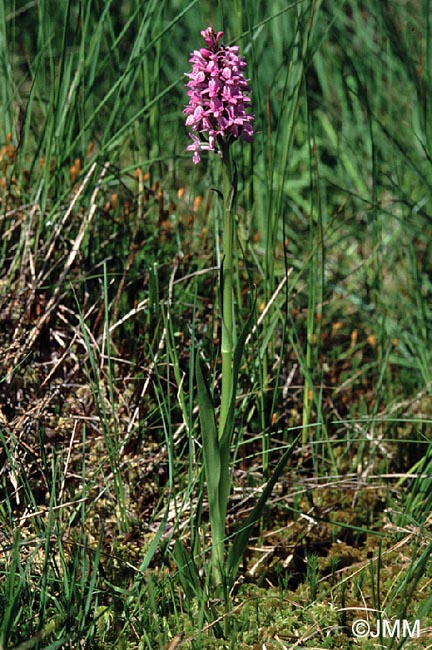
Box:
186 134 213 165
184 27 254 164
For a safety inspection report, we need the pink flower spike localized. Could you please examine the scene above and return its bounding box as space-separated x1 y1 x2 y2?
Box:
184 26 254 163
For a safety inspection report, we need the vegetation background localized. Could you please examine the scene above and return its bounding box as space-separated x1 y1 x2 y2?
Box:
1 0 432 648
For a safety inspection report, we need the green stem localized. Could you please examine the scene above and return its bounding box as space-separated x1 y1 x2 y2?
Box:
209 142 236 590
219 143 235 443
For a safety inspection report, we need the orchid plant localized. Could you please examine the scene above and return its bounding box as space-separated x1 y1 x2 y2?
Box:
185 27 254 590
176 27 298 599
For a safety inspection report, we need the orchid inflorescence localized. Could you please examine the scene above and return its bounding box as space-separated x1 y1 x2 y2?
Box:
184 27 254 164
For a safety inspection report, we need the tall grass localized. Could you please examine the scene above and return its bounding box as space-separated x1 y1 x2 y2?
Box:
1 0 432 647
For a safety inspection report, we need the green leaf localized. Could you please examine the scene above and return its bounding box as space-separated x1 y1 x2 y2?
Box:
130 498 170 589
172 539 202 600
195 353 221 527
226 434 300 584
196 353 227 586
220 291 257 447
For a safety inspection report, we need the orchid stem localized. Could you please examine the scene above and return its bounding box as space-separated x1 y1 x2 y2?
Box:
219 142 235 443
208 142 236 589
